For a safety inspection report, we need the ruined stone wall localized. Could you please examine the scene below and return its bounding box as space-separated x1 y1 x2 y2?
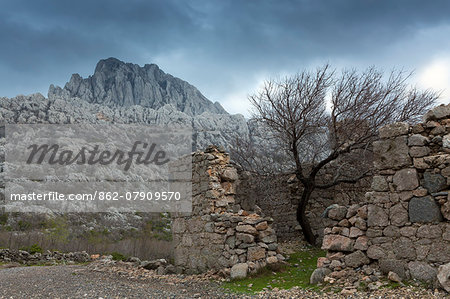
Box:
316 104 450 289
172 146 283 275
235 170 370 243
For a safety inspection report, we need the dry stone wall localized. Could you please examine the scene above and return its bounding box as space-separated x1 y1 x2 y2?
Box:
235 169 370 243
316 104 450 290
172 146 284 276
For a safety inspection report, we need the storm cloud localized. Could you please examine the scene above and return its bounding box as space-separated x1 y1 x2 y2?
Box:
1 0 449 115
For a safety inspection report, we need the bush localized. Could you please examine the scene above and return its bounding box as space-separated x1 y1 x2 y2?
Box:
110 251 127 261
20 243 43 254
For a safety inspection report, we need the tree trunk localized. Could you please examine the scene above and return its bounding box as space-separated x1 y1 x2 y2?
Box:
296 185 316 245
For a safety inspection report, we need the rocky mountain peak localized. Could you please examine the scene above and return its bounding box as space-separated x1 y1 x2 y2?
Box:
48 57 227 116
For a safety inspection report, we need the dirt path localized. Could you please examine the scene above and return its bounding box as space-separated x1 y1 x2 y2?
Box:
0 265 234 299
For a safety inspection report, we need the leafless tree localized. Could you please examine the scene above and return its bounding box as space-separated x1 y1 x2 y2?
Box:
244 65 439 245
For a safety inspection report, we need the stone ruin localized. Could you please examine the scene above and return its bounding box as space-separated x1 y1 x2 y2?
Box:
314 104 450 291
172 146 284 277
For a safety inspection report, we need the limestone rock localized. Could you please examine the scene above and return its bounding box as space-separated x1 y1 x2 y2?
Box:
371 176 389 192
230 263 248 279
379 122 409 139
424 104 450 122
367 205 389 227
408 134 429 146
247 246 266 261
49 58 227 116
393 168 419 191
310 267 332 284
388 271 402 283
327 206 347 221
373 137 411 170
321 235 354 252
344 250 370 268
437 262 450 292
379 259 406 279
408 261 437 282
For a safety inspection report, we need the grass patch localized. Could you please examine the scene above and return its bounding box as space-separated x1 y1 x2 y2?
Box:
222 246 326 294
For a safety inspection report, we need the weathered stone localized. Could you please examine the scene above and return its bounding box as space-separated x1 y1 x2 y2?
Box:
310 268 331 284
424 104 450 121
372 176 389 192
388 271 402 283
236 225 258 235
367 205 389 227
393 237 416 259
344 250 370 268
408 261 437 282
328 206 348 221
255 221 268 231
442 200 450 221
400 226 417 237
236 233 254 244
437 262 450 292
354 236 369 251
393 168 419 191
367 245 385 260
408 134 428 146
373 136 411 170
409 196 443 223
379 259 407 279
266 256 278 264
379 122 409 139
416 225 442 239
444 134 450 149
230 263 248 279
349 227 364 238
409 146 430 158
427 242 450 263
383 226 400 237
247 246 266 261
321 235 354 252
221 168 239 181
423 172 447 193
389 204 409 226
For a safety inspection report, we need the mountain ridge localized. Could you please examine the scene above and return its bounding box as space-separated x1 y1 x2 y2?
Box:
48 57 228 116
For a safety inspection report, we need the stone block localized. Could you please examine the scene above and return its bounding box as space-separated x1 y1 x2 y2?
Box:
379 259 407 279
408 261 437 282
423 172 447 193
247 246 266 261
373 136 411 170
230 263 248 279
379 122 409 139
321 234 354 252
393 168 419 191
393 237 416 260
409 146 430 158
437 262 450 292
409 196 443 223
367 205 389 227
389 203 409 226
408 134 428 146
344 250 370 268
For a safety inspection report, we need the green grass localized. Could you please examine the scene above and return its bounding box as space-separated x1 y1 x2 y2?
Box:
222 246 326 294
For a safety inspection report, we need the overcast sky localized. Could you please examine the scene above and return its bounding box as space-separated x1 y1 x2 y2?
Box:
1 0 449 116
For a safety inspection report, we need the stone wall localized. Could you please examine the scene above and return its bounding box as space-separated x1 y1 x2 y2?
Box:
316 104 450 290
235 169 370 243
172 146 283 276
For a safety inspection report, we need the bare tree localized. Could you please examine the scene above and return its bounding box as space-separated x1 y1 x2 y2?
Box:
246 65 439 245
